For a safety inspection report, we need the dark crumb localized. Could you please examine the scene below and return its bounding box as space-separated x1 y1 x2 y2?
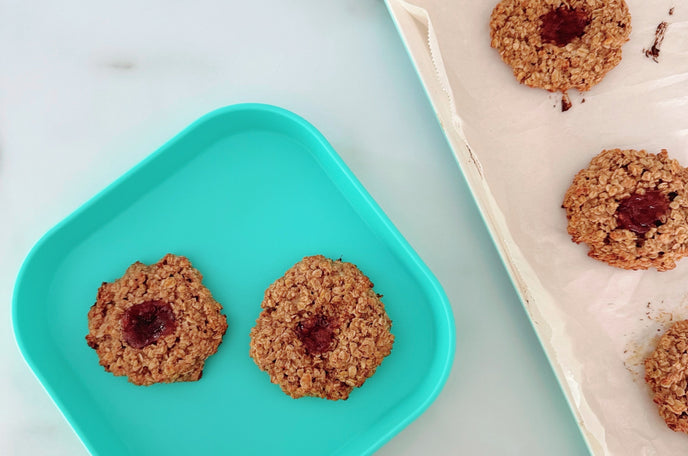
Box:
561 93 572 112
643 22 668 63
581 98 586 104
669 7 674 15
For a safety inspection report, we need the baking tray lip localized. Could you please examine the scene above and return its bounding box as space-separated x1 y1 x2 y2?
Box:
11 102 457 455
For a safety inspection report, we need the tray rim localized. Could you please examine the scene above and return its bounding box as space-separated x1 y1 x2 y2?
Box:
11 102 457 456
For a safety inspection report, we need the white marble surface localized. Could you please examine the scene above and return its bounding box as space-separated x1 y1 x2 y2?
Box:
0 1 589 454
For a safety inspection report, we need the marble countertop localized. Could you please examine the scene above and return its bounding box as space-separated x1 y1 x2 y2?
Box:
0 1 588 454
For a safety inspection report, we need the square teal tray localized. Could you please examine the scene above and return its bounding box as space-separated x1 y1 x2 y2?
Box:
12 103 455 455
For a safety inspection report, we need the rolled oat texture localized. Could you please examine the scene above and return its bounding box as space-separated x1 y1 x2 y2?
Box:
249 255 394 400
85 254 228 386
490 0 631 92
645 320 688 433
562 149 688 271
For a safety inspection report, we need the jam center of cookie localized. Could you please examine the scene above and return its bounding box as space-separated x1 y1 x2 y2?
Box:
616 190 670 235
296 315 336 355
122 301 176 349
540 7 590 46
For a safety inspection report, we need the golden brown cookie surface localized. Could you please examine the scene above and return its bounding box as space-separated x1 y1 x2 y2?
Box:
562 149 688 271
86 254 228 385
645 320 688 433
490 0 631 92
249 255 394 400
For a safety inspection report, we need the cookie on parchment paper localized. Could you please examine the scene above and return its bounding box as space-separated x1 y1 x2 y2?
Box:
490 0 631 93
645 320 688 433
562 149 688 271
86 254 228 386
249 255 394 400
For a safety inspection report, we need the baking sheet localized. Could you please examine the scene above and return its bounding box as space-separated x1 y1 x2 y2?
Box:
386 0 688 454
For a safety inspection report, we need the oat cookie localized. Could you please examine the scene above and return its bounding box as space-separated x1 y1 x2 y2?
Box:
645 320 688 433
249 255 394 400
86 254 228 385
562 149 688 271
490 0 631 92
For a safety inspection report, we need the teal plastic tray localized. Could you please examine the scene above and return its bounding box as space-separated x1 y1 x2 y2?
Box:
12 104 455 455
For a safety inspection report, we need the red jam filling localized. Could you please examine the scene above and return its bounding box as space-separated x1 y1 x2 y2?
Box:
296 315 336 355
540 7 590 46
122 301 176 349
616 190 670 235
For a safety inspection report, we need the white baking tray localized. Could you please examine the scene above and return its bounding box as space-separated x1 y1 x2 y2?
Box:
385 0 688 454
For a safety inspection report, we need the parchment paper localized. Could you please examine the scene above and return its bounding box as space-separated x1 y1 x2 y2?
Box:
386 0 688 454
